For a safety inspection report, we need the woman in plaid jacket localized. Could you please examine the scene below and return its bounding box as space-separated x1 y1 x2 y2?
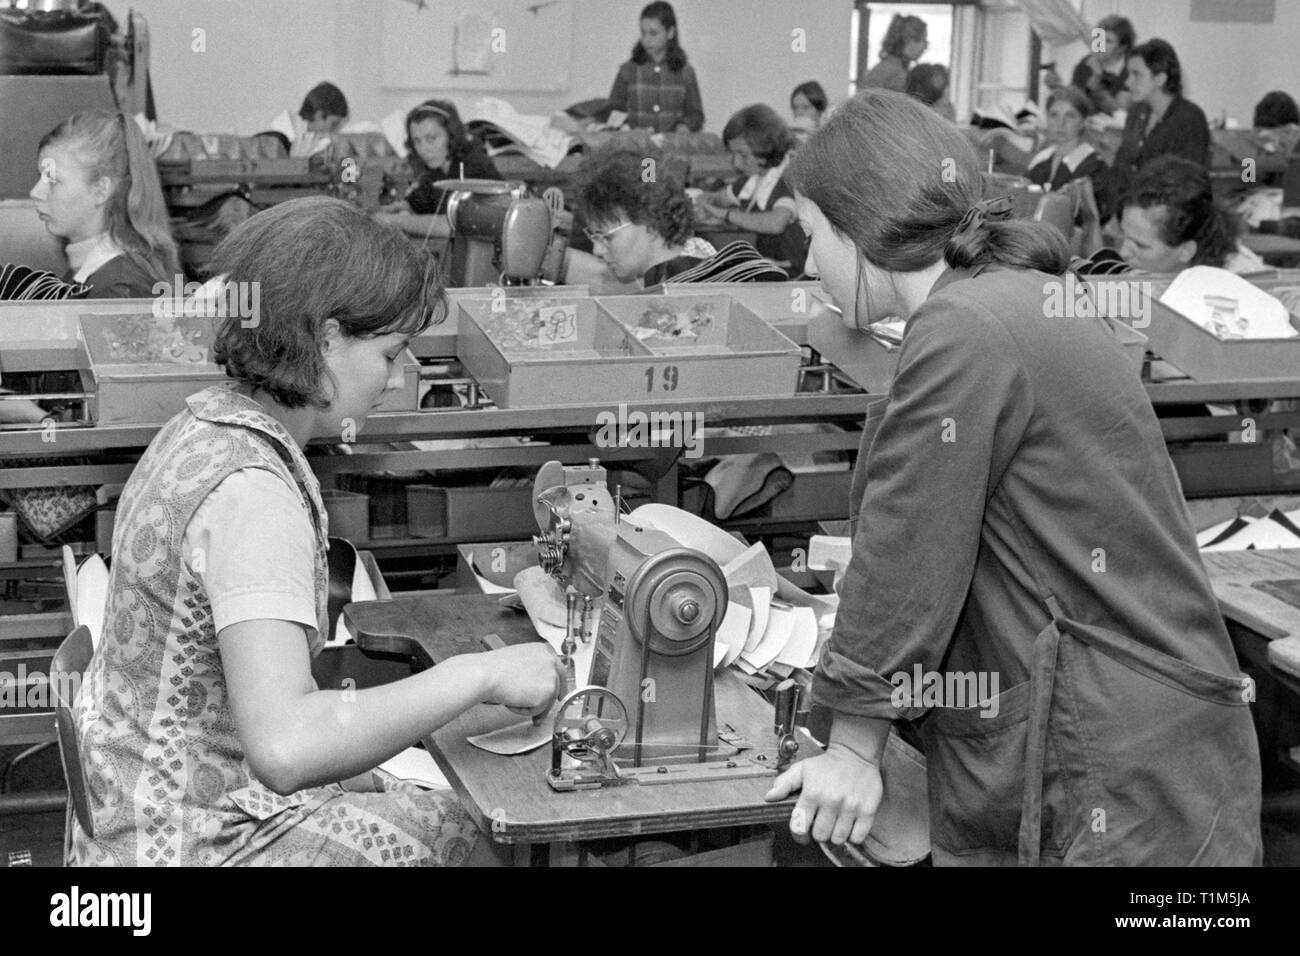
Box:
607 2 704 133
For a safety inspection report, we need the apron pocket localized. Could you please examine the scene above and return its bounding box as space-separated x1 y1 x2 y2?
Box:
922 675 1074 860
922 679 1043 858
1054 633 1260 865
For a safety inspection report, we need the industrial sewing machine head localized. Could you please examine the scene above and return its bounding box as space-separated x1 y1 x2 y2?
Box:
442 179 553 288
532 459 799 790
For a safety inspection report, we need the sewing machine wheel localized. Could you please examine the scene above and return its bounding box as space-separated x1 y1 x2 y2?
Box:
553 686 628 757
625 548 727 657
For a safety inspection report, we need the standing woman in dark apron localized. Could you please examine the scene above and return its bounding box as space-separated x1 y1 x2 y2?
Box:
766 91 1261 866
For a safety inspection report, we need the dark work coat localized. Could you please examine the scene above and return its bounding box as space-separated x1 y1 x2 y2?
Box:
816 264 1261 865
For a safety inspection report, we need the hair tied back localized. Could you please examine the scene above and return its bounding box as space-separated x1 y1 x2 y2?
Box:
955 195 1014 239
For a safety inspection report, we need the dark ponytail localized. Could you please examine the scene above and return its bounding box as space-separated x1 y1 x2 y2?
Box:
787 91 1069 276
944 196 1070 273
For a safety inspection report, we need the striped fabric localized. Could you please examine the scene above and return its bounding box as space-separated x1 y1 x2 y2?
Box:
0 264 89 300
665 241 789 284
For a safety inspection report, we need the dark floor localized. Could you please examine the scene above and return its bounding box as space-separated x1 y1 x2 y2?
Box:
4 741 1300 866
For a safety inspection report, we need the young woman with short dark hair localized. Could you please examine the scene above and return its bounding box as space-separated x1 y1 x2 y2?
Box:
73 197 562 866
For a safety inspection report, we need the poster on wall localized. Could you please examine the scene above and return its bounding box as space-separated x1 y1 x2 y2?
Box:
381 0 574 92
1190 0 1275 24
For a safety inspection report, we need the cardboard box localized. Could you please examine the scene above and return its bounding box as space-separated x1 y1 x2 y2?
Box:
443 484 536 539
77 310 227 426
1168 441 1276 498
405 485 446 539
652 281 835 345
1140 276 1300 382
767 468 854 521
0 511 17 564
456 294 801 408
373 347 422 413
412 286 593 359
321 489 371 542
407 482 535 540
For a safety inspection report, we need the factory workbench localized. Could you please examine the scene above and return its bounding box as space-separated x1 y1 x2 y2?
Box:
344 592 814 865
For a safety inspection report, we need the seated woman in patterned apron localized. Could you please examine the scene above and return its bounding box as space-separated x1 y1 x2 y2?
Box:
765 91 1261 866
72 197 563 866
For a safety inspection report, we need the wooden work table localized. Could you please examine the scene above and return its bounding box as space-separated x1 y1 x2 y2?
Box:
1202 549 1300 643
344 592 812 864
1201 548 1300 786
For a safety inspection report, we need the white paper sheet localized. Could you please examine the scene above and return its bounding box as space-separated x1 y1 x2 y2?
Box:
722 542 780 591
1200 512 1300 551
75 554 109 650
741 603 795 671
808 535 852 571
467 711 552 755
717 601 752 668
377 746 451 789
745 586 772 654
775 606 819 669
1159 267 1299 340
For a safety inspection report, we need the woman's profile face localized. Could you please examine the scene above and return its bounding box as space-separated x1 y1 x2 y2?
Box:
639 17 673 59
589 213 660 282
1125 56 1161 103
796 194 866 325
902 34 928 61
1101 29 1124 62
29 144 105 244
791 92 820 124
321 325 413 434
1119 204 1193 273
727 137 765 178
410 118 451 171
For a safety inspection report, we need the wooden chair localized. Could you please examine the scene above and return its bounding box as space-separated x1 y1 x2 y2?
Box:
50 624 95 843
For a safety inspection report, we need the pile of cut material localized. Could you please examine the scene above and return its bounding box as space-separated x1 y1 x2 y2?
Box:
1198 507 1300 551
501 504 839 689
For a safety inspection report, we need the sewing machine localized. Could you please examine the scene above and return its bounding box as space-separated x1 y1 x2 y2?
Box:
442 179 555 288
531 459 800 790
158 133 408 213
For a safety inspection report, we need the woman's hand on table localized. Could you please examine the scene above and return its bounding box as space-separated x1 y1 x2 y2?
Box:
765 744 884 846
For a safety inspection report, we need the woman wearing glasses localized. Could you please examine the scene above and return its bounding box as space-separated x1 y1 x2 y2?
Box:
563 150 785 290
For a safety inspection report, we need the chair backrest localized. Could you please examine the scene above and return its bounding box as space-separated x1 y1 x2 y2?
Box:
326 536 390 646
50 625 95 840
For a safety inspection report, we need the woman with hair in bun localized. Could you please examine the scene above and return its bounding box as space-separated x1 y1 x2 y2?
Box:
764 91 1260 866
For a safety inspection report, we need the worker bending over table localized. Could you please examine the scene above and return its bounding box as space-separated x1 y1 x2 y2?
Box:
766 91 1261 866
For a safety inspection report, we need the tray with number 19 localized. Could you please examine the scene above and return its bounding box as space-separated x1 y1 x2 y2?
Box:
455 294 801 408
